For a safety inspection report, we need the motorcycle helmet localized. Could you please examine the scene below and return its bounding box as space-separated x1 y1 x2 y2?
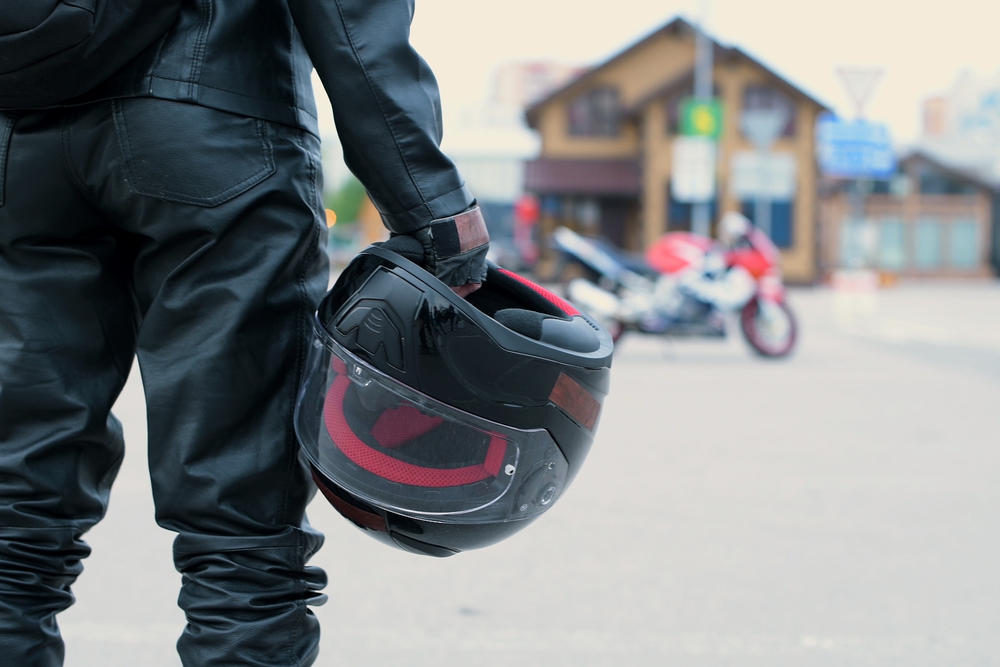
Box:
294 237 613 557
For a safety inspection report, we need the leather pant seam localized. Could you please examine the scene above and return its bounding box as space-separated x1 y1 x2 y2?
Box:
60 108 102 211
280 531 307 666
278 128 321 666
278 128 321 528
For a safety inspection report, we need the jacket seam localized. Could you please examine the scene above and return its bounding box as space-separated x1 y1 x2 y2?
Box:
392 183 469 221
187 0 213 97
147 76 319 120
0 113 16 207
287 15 299 114
331 0 429 218
147 33 171 93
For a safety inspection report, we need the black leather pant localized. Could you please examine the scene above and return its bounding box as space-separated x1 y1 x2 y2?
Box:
0 99 329 666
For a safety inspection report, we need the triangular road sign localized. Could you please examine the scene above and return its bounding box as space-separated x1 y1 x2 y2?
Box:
837 67 883 118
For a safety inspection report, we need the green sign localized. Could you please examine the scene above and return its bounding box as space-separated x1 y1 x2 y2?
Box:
680 98 723 139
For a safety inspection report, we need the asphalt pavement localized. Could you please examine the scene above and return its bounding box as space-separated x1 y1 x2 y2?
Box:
58 282 1000 667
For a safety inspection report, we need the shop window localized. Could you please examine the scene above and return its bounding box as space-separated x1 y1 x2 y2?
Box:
915 218 942 269
667 186 716 232
949 220 979 268
567 87 621 137
918 170 978 195
740 200 794 248
839 219 872 269
741 85 796 138
878 218 906 270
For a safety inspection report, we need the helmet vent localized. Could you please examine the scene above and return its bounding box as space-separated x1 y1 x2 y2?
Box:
336 305 405 370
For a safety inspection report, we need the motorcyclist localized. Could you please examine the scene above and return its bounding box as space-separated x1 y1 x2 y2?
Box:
0 1 486 665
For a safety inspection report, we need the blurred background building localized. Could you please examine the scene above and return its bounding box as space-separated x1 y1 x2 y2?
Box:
522 18 828 283
439 62 585 269
314 13 999 282
820 151 997 277
920 69 1000 183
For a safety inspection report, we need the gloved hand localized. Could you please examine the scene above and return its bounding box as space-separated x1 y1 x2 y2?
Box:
382 206 490 297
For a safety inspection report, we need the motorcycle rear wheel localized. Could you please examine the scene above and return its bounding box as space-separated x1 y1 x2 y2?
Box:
740 297 797 358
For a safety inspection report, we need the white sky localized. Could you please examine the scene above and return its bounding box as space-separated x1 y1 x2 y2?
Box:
401 0 1000 146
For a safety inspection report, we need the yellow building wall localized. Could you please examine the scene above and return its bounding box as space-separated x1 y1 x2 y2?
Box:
535 32 824 282
538 33 694 159
635 57 821 281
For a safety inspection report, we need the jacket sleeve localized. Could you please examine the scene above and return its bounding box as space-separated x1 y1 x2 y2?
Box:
286 0 475 234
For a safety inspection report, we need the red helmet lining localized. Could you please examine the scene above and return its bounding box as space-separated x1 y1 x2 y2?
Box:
323 359 507 488
496 268 581 317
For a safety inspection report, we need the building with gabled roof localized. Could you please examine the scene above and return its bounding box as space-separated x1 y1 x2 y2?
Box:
820 150 998 277
523 17 829 282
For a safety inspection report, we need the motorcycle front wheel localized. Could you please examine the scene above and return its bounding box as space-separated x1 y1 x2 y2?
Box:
740 297 797 358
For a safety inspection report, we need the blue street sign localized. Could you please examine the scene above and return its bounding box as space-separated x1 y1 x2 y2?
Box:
816 114 896 179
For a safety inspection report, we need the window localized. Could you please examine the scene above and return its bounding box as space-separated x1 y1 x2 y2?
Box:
949 220 979 268
567 87 620 137
839 219 871 269
917 169 978 195
740 200 794 248
741 85 796 138
878 218 906 270
667 186 716 232
915 218 942 269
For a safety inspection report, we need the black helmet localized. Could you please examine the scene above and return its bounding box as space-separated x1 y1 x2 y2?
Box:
294 239 613 557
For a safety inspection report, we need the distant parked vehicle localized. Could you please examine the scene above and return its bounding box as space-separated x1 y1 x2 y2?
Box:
551 214 797 358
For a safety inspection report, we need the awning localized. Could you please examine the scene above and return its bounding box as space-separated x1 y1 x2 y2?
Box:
524 159 642 196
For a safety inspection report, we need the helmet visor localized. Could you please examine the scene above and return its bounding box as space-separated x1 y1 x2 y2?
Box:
295 323 569 523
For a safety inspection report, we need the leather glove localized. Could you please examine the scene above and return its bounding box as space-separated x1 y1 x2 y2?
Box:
384 206 490 297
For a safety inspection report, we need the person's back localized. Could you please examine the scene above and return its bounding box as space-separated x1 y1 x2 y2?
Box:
0 2 488 665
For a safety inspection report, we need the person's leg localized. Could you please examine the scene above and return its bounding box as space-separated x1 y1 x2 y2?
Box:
0 109 140 665
104 99 330 666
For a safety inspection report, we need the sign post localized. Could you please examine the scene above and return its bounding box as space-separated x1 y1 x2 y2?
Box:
690 0 715 238
739 107 790 238
824 67 890 269
672 136 717 205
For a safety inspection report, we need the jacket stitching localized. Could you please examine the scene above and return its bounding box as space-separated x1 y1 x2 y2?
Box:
187 0 213 98
0 113 16 207
147 76 319 119
147 32 171 93
395 183 468 218
287 15 298 113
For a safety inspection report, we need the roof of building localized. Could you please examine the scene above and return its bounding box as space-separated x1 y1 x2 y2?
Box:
525 16 830 128
900 150 998 192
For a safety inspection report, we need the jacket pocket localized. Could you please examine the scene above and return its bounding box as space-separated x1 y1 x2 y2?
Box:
0 112 15 207
112 98 275 207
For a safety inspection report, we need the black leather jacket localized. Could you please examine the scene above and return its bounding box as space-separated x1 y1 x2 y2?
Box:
80 0 473 234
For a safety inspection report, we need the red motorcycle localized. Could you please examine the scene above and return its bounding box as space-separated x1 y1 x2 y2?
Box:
553 214 798 358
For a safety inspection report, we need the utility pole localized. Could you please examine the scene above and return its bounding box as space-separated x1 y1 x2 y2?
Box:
691 0 713 238
837 67 884 268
